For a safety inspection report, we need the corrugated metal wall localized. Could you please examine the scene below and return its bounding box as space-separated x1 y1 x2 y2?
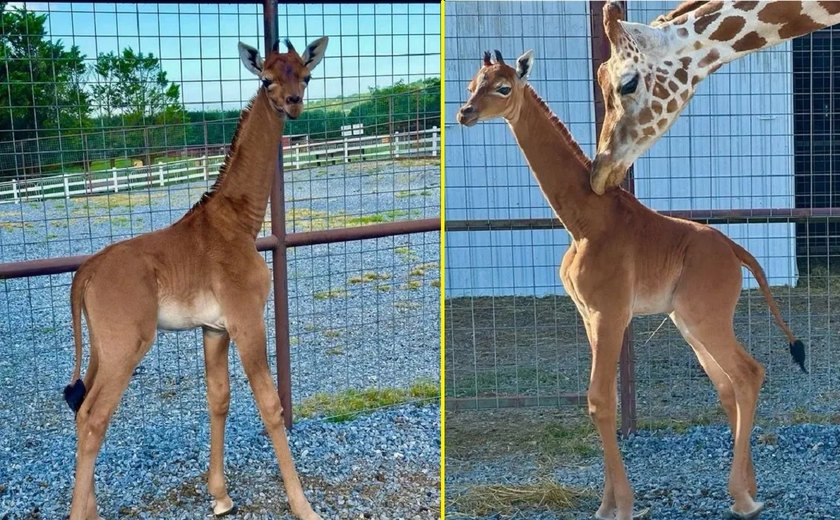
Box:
445 0 797 297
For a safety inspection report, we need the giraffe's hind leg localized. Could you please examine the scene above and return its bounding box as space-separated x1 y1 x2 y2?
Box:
670 312 764 517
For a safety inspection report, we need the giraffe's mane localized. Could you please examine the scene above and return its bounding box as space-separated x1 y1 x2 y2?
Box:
524 85 592 169
652 1 709 26
185 96 256 215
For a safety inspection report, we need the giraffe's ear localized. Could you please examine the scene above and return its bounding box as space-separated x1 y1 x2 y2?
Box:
516 49 534 80
301 36 329 72
238 42 263 76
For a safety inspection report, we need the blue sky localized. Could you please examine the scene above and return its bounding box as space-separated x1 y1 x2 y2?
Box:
22 2 441 111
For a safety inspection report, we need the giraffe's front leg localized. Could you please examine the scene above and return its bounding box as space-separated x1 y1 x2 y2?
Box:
203 329 235 517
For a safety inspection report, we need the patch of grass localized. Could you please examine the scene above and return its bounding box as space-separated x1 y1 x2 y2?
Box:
0 221 33 231
322 329 342 338
313 289 348 300
396 158 440 168
296 379 438 422
376 284 391 292
450 480 592 517
303 323 317 332
86 192 165 210
288 208 416 231
396 189 433 198
46 232 59 240
349 271 392 284
403 280 422 290
290 336 300 346
395 246 418 262
409 262 439 277
430 279 440 288
325 346 344 356
394 300 422 310
637 411 727 433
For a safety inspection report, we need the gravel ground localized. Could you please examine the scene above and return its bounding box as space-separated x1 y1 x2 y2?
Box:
0 158 441 518
446 409 840 520
1 403 440 519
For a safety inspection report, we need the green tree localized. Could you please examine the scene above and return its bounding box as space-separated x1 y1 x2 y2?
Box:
92 48 183 123
0 3 90 177
348 78 440 136
91 48 187 159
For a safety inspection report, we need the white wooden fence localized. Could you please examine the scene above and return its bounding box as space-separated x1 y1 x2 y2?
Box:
0 127 439 204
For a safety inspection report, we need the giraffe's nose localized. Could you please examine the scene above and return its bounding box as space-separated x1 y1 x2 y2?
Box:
460 105 475 115
286 95 302 104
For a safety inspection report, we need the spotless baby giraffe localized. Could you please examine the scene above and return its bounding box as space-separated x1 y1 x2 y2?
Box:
591 0 840 194
457 49 806 520
64 37 328 520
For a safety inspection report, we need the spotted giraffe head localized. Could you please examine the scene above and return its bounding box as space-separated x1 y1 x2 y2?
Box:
591 2 689 195
591 0 840 194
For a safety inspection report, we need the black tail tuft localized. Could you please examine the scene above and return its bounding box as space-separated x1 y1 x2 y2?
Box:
789 339 808 374
64 379 86 413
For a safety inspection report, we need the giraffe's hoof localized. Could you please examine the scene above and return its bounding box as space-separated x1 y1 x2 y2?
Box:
594 508 650 520
729 502 765 520
211 497 236 517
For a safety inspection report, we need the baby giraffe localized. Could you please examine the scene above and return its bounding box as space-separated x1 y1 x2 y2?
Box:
457 49 806 520
64 38 328 520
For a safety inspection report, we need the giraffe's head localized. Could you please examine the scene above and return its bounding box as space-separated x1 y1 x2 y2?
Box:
457 49 535 127
238 37 329 120
591 2 689 194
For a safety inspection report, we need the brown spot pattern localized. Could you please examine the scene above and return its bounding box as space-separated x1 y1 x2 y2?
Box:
639 108 654 124
710 15 746 41
675 68 689 84
657 119 670 129
667 99 679 112
668 80 680 92
694 11 721 34
643 126 657 137
679 57 692 68
698 49 720 68
758 2 824 39
653 84 669 99
652 101 663 114
691 75 702 86
732 31 767 53
820 1 840 15
680 90 691 101
656 74 668 83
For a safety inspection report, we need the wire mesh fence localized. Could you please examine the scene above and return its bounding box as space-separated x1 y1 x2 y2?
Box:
0 0 440 439
444 0 839 426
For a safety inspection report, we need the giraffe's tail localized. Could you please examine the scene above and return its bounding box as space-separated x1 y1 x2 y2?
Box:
64 264 92 413
727 238 807 374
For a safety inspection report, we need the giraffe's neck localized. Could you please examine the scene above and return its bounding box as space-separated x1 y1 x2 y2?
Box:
506 86 600 241
668 1 840 80
209 89 285 238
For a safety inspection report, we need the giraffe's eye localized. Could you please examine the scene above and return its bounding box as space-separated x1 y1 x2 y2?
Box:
304 76 311 85
618 74 639 95
262 78 272 89
496 86 511 95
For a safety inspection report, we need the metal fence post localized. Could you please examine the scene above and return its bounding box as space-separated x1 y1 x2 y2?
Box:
112 167 118 193
432 126 438 157
63 173 70 199
264 0 294 429
589 0 637 436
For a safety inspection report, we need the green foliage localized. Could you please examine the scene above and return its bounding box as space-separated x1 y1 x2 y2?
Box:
91 48 183 124
348 77 440 136
0 3 90 179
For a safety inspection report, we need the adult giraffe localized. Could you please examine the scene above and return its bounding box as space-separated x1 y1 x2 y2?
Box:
457 49 806 520
63 37 328 520
591 1 840 194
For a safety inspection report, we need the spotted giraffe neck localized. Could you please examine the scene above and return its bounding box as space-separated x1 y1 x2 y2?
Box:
664 2 840 80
